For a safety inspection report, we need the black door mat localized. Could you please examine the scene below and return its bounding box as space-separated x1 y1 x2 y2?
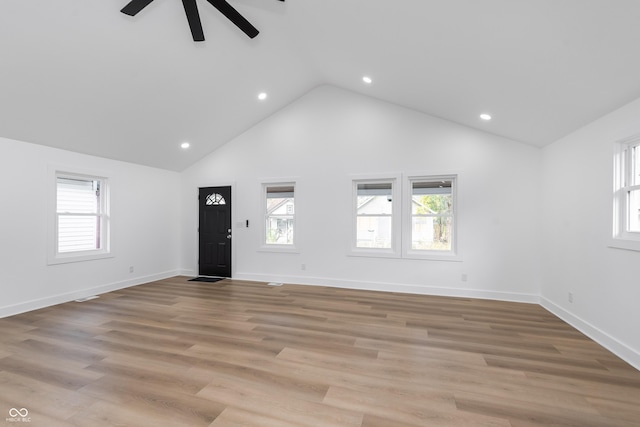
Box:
188 277 225 283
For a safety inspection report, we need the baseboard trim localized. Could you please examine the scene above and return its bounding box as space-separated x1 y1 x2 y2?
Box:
0 270 180 319
540 297 640 371
233 272 540 304
7 270 636 371
235 272 640 370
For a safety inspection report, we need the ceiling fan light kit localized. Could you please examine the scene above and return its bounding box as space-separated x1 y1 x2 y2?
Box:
120 0 284 42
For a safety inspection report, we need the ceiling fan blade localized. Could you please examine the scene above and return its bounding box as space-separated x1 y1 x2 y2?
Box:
121 0 155 16
205 0 259 39
182 0 205 42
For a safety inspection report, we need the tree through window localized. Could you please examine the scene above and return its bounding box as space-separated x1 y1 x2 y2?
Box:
411 179 454 251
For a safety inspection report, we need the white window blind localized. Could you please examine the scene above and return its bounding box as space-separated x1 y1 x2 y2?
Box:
56 176 104 253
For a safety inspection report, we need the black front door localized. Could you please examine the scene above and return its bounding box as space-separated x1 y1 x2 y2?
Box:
198 186 232 277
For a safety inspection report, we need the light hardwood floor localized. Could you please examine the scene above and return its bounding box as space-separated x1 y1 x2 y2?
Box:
0 277 639 426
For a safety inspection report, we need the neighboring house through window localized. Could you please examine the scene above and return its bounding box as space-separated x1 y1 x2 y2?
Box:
356 182 394 249
264 183 295 248
351 175 401 257
351 174 458 260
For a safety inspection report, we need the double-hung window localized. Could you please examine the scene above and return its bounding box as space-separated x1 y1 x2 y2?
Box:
351 176 400 256
51 172 111 263
264 183 296 248
405 176 457 258
613 137 640 250
350 174 458 259
356 182 393 249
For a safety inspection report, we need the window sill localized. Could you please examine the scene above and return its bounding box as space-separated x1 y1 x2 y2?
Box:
403 251 462 262
48 251 113 265
259 245 300 254
348 250 462 261
348 248 400 259
608 238 640 252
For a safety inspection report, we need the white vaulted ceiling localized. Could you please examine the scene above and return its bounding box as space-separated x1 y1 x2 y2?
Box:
2 0 640 171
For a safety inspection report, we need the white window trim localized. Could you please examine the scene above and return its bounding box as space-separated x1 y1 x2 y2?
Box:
403 174 460 261
610 136 640 252
48 166 113 265
259 180 299 253
349 174 401 258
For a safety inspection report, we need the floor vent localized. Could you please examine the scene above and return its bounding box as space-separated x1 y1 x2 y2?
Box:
267 282 284 287
75 296 99 303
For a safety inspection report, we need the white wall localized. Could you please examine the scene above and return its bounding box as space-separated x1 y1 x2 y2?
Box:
0 136 181 317
541 98 640 369
181 85 542 301
5 84 637 368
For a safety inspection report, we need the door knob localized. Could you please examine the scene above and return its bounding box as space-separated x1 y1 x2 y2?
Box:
226 234 232 239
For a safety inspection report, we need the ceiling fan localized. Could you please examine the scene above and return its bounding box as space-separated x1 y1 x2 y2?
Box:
121 0 284 42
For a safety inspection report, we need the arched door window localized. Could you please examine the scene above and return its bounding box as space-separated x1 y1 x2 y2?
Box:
206 193 226 206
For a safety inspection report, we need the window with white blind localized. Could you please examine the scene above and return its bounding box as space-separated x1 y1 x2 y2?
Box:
50 172 111 263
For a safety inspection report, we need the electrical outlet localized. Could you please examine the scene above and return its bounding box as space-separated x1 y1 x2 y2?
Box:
461 273 468 282
129 266 134 273
301 264 306 271
568 292 574 303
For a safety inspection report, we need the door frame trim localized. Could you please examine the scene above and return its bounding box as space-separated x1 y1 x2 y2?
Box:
196 182 236 278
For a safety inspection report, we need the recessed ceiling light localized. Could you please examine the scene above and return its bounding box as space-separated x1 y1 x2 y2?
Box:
362 76 373 84
181 142 190 149
258 92 268 100
480 113 492 121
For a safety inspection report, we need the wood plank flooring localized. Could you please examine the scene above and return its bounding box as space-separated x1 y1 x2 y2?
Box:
0 276 639 426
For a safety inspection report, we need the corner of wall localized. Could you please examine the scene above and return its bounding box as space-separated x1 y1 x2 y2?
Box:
540 297 640 371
